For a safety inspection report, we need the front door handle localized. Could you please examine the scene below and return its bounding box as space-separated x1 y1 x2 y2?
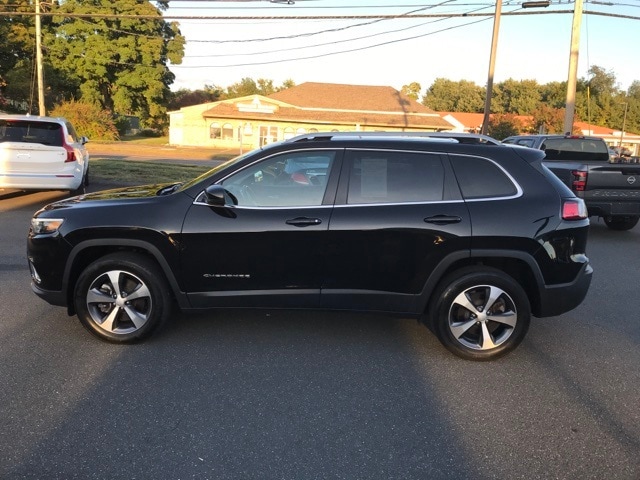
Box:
286 217 323 227
424 215 462 225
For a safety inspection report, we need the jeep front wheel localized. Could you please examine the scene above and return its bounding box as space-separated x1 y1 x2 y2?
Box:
430 267 530 361
74 253 171 343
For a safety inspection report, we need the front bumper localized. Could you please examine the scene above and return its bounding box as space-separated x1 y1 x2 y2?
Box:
31 281 67 307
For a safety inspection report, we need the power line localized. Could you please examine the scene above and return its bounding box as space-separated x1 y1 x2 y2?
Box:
171 14 496 68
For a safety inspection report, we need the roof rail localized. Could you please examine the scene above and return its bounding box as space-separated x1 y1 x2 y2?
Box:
288 131 502 145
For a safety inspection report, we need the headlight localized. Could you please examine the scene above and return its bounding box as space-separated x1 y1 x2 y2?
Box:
31 218 64 234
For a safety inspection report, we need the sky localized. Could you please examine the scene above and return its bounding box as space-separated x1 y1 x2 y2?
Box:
163 0 640 96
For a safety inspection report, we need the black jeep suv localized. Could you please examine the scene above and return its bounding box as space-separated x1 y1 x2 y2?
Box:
27 133 593 360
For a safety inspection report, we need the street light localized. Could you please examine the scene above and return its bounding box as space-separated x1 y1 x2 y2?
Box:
522 1 550 7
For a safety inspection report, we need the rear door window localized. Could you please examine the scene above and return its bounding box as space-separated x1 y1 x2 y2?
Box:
345 150 444 204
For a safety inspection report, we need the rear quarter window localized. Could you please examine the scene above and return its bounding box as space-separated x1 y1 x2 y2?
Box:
450 154 518 199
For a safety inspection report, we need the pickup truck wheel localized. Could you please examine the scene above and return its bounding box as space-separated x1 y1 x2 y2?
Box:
74 253 171 343
430 267 530 361
603 215 639 231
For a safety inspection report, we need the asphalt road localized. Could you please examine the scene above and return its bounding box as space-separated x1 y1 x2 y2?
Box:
1 185 639 480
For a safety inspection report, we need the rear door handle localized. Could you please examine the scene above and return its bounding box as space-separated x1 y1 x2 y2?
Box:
424 215 462 225
286 217 323 227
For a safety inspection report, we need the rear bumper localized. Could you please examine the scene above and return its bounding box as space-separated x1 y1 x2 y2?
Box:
0 173 82 190
582 196 640 217
536 262 593 317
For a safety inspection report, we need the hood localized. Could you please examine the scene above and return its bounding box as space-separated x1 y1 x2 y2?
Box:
39 183 176 213
81 183 176 200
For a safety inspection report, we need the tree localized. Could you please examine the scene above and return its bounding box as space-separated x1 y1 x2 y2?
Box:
624 81 640 135
530 104 565 134
575 65 621 128
279 79 296 91
422 78 484 112
50 99 119 140
401 82 422 101
487 114 524 140
168 88 222 111
46 0 185 129
3 59 80 112
0 0 33 82
493 79 541 115
225 77 260 98
540 81 567 109
225 78 296 98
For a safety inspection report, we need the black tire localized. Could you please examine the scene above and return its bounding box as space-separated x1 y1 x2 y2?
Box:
603 215 639 231
429 267 531 361
69 167 89 196
74 252 172 343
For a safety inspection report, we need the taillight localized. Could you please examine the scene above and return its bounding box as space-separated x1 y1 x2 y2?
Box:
63 144 76 163
571 169 587 191
562 199 588 220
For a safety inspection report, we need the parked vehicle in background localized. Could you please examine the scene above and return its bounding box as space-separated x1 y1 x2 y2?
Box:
27 132 592 360
0 115 90 195
503 134 640 231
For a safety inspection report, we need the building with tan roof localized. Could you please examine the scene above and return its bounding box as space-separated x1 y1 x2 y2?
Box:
168 82 454 151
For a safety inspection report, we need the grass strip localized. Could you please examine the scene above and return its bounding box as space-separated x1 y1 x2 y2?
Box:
90 158 212 185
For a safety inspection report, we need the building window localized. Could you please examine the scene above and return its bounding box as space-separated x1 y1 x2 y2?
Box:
296 127 307 135
259 125 278 147
309 128 318 133
283 127 295 140
210 122 221 139
222 123 234 140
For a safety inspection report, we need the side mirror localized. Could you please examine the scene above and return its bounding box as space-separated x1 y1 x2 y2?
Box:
204 185 236 207
80 136 89 145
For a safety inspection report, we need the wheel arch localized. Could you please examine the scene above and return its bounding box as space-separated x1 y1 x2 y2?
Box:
63 239 189 315
420 249 544 318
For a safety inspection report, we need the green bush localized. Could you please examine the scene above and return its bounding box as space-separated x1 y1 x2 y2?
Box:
49 100 120 141
138 128 163 138
113 116 131 136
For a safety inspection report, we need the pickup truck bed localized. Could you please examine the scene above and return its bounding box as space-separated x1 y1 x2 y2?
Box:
503 134 640 231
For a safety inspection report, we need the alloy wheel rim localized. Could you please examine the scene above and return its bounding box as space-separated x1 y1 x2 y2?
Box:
447 284 518 351
86 270 152 334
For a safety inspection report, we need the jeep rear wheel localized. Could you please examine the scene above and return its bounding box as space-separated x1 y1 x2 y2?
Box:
603 215 639 231
74 253 171 343
430 267 530 361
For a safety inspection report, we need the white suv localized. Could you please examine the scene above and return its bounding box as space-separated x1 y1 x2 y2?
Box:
0 114 89 194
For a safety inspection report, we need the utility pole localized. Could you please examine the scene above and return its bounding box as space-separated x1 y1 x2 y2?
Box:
619 102 628 150
481 0 502 135
35 0 46 116
563 0 583 134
